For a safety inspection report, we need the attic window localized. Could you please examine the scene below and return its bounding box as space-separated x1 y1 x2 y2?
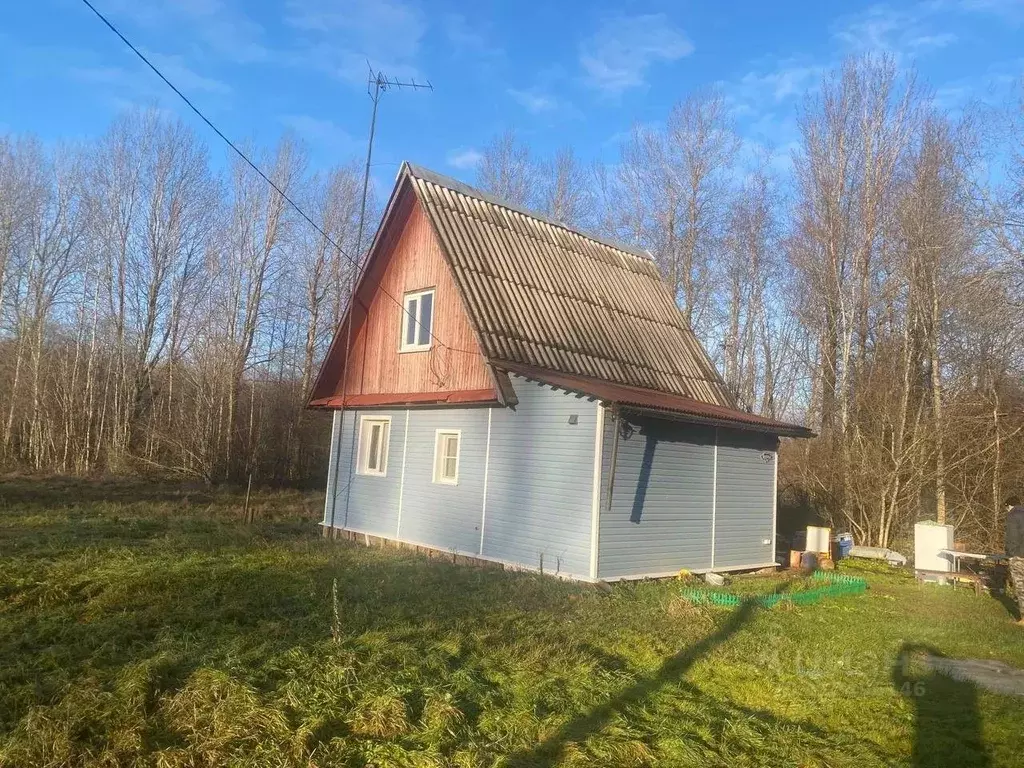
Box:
400 288 434 352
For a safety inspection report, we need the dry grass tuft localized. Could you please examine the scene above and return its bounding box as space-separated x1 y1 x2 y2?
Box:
348 692 410 739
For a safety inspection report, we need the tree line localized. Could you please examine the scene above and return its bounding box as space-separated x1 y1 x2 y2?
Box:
0 110 363 485
2 55 1022 549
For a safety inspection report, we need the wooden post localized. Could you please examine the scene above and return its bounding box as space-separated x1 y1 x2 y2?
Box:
606 409 621 510
243 473 253 523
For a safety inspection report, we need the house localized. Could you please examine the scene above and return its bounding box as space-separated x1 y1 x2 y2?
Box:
308 163 813 582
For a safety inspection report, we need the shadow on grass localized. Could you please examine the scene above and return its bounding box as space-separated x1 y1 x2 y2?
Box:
893 643 991 768
506 583 798 767
993 590 1021 621
986 564 1022 621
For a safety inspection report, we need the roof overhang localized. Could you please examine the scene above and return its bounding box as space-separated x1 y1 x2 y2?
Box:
308 388 499 410
497 362 815 438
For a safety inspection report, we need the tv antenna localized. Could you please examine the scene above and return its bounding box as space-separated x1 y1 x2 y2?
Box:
354 65 433 257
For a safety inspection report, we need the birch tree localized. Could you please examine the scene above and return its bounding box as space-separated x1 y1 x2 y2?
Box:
476 129 534 207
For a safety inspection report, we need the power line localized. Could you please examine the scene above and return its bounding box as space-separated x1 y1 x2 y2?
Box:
77 0 477 358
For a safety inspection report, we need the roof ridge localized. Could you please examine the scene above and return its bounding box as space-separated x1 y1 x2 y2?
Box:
403 162 655 265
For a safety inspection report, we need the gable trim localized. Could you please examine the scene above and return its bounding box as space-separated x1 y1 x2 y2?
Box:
309 388 498 409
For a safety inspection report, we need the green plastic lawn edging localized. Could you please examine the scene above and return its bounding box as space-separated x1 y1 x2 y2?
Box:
679 570 868 608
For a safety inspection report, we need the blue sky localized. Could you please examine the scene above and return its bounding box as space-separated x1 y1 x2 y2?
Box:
2 0 1022 192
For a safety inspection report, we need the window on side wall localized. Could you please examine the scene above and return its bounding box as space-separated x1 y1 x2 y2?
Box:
400 288 434 352
357 416 390 476
433 430 460 485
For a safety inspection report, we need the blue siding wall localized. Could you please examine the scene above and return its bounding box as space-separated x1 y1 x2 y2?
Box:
596 416 778 580
399 408 489 554
321 382 779 581
482 377 597 578
329 409 406 536
597 417 715 579
713 429 777 569
323 375 598 579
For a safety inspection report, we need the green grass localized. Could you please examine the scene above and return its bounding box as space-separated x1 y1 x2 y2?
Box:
2 476 1023 767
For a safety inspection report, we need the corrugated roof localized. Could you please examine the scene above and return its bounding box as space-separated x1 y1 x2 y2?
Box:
500 363 815 438
405 164 736 408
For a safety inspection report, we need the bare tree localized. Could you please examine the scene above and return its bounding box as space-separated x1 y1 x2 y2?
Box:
720 158 779 410
298 165 361 398
476 129 534 207
537 147 593 227
217 137 302 479
615 90 738 344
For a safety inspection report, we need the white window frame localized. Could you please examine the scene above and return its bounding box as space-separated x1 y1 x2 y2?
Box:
356 415 391 477
399 288 435 352
433 429 461 485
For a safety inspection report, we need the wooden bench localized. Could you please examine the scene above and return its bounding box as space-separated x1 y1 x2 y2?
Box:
915 568 984 596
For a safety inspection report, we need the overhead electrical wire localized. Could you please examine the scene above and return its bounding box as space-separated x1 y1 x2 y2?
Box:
77 0 479 359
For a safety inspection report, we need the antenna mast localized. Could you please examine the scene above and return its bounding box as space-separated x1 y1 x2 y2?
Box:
331 65 432 534
355 66 434 257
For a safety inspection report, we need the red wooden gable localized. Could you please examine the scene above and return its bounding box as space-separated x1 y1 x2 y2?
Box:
308 180 498 409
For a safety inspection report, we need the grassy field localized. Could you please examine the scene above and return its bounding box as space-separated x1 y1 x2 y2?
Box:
1 477 1023 767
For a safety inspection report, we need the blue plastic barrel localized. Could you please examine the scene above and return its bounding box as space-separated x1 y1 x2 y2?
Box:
837 533 854 559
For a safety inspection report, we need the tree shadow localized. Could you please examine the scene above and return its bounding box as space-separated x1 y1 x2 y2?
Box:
893 643 991 768
994 590 1021 621
629 427 657 524
987 563 1021 620
505 583 791 767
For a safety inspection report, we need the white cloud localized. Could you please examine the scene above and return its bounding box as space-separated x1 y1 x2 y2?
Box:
281 114 361 156
144 51 232 93
443 13 497 55
941 0 1024 22
285 0 425 83
931 64 1021 110
906 32 958 49
735 62 823 105
579 14 693 95
69 54 230 102
716 58 819 178
832 4 958 58
507 87 557 114
104 0 268 63
446 148 483 170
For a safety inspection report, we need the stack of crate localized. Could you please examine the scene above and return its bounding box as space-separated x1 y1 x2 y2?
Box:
789 526 832 570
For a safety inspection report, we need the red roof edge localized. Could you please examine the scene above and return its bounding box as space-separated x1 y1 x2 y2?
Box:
498 362 815 438
308 388 498 409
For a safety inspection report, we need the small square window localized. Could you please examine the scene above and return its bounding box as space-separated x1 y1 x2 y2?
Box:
357 416 390 476
433 430 460 485
400 288 434 352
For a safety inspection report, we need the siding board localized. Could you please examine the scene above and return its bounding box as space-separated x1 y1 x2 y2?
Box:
399 409 489 554
322 383 779 582
483 376 597 578
598 417 715 579
713 429 778 569
597 418 779 579
332 410 405 537
328 193 494 399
